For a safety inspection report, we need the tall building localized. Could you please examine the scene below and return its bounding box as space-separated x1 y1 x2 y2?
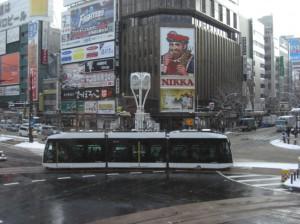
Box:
0 0 60 123
240 16 265 111
258 15 279 112
60 0 242 131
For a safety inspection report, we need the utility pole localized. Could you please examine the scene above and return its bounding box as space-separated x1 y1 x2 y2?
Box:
28 71 34 143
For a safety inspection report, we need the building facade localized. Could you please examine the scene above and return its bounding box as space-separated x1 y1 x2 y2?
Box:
0 0 60 123
118 0 242 130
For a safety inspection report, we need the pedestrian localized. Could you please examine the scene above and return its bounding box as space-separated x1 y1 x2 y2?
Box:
294 128 298 138
282 131 286 143
286 127 291 138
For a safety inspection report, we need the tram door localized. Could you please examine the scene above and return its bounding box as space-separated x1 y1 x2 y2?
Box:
107 138 166 168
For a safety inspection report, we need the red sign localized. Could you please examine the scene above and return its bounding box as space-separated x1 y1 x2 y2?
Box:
41 49 48 64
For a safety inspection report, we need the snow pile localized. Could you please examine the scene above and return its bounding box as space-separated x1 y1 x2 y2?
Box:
0 136 12 142
284 177 300 188
15 142 45 156
270 139 300 150
234 161 298 170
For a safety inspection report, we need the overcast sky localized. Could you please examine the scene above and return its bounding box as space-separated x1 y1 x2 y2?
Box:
1 0 299 37
239 0 300 37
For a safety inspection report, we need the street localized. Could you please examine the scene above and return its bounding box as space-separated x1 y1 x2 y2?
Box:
0 127 300 223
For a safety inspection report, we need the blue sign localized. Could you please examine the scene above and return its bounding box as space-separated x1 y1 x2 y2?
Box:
289 38 300 61
28 21 38 39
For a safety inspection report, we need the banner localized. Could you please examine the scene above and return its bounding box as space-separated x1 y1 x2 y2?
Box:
28 20 39 101
61 41 115 64
0 52 20 85
61 0 115 49
160 27 195 112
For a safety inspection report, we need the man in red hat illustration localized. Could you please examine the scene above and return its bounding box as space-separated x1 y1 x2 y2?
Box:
161 31 194 76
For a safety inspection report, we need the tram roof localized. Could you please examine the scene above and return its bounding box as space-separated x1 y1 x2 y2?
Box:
48 132 106 139
107 131 166 139
168 131 228 139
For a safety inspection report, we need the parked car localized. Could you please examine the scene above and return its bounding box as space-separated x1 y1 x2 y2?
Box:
238 118 257 131
18 124 37 137
0 151 7 161
40 125 60 140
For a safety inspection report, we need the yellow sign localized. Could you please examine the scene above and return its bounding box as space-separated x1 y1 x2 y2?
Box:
30 0 48 17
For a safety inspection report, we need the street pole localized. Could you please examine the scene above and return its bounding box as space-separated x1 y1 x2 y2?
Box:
28 72 33 143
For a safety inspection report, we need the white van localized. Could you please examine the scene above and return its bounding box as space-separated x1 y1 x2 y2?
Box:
18 124 37 137
275 115 296 132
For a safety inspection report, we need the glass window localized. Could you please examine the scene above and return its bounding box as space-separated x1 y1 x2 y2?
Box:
43 141 56 163
218 4 223 21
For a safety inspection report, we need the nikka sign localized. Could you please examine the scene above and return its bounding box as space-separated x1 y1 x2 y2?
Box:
160 76 195 89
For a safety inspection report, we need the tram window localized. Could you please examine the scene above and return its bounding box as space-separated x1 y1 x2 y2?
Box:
87 144 104 162
190 143 218 163
149 145 163 162
171 144 188 162
58 142 71 163
72 145 85 162
111 144 134 162
44 141 56 163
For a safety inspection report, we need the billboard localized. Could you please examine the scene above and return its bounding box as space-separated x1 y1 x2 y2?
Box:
30 0 48 17
160 27 195 112
0 85 20 96
61 87 114 100
62 62 115 89
61 41 115 64
289 38 300 61
0 31 6 55
0 52 20 85
97 100 115 114
6 26 19 43
28 20 39 101
61 0 115 49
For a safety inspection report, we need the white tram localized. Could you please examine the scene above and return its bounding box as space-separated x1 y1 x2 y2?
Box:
42 130 233 169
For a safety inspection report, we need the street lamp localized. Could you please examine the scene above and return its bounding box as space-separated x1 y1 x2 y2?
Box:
130 72 151 131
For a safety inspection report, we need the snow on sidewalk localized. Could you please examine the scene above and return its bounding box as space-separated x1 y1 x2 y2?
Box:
270 139 300 150
15 142 45 156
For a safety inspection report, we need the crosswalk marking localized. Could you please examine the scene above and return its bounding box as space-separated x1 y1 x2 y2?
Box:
220 172 291 193
252 183 282 187
228 174 271 179
238 177 281 183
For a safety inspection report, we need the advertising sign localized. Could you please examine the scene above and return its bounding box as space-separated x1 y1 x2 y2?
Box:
62 63 115 89
0 31 6 55
61 0 115 49
0 0 29 32
0 52 20 85
28 20 39 101
61 100 84 113
85 101 98 114
61 41 115 64
6 26 19 43
289 38 300 61
160 27 195 112
30 0 48 17
97 100 115 114
0 85 19 96
160 89 195 112
61 87 114 100
41 21 49 64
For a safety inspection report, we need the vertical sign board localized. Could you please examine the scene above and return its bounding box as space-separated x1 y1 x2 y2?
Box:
41 21 49 64
289 38 300 62
160 27 195 113
28 20 39 101
0 31 6 55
